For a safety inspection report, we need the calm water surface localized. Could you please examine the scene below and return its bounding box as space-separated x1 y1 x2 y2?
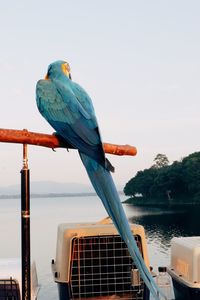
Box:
0 195 200 299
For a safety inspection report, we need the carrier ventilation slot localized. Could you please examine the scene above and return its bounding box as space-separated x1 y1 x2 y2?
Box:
0 278 20 300
70 235 144 299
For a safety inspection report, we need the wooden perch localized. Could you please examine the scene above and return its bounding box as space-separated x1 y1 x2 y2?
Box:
0 128 137 156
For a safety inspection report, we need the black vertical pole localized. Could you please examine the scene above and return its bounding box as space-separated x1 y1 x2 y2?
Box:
21 144 31 300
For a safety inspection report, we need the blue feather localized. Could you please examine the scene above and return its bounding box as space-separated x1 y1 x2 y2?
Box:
79 153 164 299
36 61 165 300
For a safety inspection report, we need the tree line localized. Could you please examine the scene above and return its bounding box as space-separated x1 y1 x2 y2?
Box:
124 152 200 205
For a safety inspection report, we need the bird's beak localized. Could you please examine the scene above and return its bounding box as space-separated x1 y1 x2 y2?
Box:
45 74 49 80
69 73 72 80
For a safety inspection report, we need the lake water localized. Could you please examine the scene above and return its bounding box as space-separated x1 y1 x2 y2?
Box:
0 195 199 300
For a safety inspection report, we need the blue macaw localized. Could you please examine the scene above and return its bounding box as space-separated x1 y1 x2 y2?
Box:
36 60 163 300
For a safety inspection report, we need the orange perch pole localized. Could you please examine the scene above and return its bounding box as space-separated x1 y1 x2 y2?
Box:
0 128 137 156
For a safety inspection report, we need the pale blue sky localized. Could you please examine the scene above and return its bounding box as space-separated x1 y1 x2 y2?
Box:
0 1 200 189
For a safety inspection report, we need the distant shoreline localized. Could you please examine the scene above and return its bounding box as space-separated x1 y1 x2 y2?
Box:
0 193 96 199
0 191 124 199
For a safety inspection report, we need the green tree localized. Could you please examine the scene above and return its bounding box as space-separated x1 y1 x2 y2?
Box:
124 152 200 205
152 153 169 168
181 152 200 202
124 168 158 199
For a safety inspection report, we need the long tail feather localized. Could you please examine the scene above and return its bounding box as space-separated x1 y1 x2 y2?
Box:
80 152 165 300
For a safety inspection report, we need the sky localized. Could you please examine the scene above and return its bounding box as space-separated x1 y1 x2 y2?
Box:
0 1 200 189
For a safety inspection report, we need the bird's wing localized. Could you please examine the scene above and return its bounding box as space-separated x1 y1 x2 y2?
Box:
70 81 96 116
36 79 106 165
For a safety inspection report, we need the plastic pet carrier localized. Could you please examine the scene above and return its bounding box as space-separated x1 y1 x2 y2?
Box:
52 218 150 300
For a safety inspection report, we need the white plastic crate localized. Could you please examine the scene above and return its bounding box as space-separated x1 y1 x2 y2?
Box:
170 237 200 284
52 218 150 299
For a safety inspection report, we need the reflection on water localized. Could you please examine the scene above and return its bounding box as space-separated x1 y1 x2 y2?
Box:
1 196 200 299
124 204 200 269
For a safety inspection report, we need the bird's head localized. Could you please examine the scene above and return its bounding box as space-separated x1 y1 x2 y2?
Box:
45 60 72 80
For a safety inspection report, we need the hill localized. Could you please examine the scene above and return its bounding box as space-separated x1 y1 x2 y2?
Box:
0 181 94 196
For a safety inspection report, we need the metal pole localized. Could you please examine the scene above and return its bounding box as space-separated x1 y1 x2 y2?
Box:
21 144 31 300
